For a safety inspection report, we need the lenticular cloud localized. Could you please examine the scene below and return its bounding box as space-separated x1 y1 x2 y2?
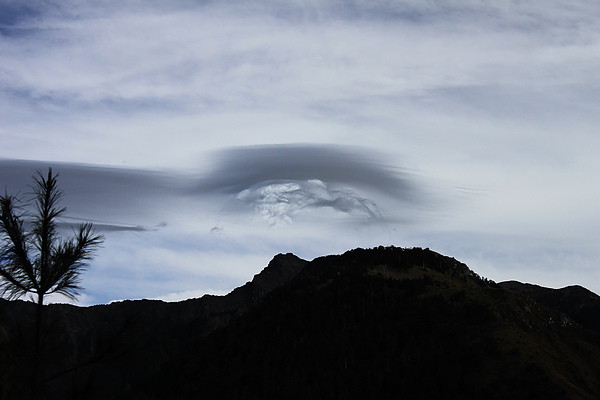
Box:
235 179 383 225
195 144 421 225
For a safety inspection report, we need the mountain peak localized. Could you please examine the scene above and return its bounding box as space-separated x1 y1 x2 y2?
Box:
249 252 308 295
297 246 494 289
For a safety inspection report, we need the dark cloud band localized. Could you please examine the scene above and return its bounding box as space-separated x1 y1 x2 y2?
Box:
195 144 418 198
0 145 426 227
0 159 178 229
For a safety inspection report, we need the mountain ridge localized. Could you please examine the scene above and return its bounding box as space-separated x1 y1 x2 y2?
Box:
498 280 600 333
1 246 599 399
149 246 600 399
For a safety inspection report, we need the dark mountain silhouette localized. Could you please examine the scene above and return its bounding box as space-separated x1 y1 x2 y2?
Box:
0 253 307 399
499 281 600 334
1 247 600 399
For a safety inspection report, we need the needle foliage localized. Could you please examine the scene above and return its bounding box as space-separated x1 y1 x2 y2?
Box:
0 169 103 304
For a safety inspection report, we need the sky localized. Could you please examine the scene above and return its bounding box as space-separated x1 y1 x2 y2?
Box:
1 0 599 305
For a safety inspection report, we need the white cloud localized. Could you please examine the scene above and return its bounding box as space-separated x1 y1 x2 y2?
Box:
234 180 383 225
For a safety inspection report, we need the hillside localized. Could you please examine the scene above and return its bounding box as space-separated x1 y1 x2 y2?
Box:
499 281 600 333
1 247 600 399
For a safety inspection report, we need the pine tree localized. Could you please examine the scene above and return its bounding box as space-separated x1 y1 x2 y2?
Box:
0 168 103 349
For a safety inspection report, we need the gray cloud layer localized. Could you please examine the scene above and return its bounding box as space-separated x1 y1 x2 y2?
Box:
194 144 423 224
0 159 178 231
197 144 415 197
0 144 425 228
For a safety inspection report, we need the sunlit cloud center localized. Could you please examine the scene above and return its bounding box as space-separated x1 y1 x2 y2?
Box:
235 179 382 225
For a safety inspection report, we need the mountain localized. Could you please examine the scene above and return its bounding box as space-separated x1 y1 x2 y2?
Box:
0 253 308 400
499 281 600 334
1 247 600 399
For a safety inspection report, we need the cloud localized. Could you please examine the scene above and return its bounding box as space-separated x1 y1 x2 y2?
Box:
3 0 594 117
57 219 164 233
193 144 424 224
0 159 181 229
196 144 415 196
234 180 383 225
2 0 599 171
1 0 599 304
0 143 426 229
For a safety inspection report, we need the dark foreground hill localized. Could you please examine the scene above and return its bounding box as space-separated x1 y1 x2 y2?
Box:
1 247 600 399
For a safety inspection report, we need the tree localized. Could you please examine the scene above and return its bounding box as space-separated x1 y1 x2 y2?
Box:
0 168 103 347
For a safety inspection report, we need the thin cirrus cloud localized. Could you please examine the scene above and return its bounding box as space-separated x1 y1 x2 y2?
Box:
3 0 595 119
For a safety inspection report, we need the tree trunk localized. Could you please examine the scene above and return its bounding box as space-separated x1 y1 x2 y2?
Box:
35 293 44 355
32 293 44 400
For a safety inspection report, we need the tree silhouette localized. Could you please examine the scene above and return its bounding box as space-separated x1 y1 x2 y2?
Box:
0 168 103 349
